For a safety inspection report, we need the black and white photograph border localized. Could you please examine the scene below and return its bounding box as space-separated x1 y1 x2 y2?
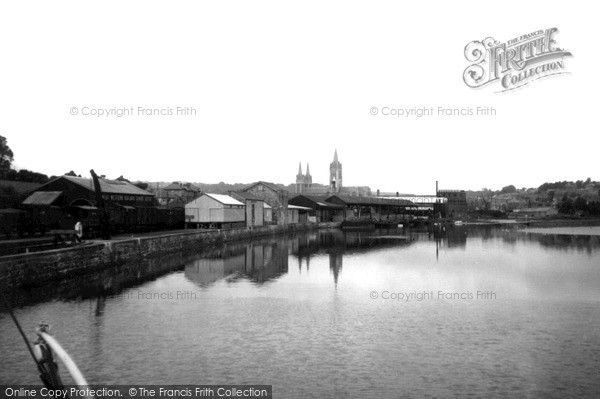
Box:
0 1 599 398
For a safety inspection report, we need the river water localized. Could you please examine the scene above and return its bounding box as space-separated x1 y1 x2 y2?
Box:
1 226 599 398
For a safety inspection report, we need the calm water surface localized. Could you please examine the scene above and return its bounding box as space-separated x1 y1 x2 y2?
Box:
1 226 599 398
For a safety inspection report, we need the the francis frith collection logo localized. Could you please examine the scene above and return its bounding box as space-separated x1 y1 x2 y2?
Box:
463 28 572 92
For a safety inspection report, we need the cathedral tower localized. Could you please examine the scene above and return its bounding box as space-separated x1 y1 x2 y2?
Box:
329 149 342 193
296 162 312 193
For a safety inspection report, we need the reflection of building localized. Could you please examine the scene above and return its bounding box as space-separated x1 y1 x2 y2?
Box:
184 241 289 286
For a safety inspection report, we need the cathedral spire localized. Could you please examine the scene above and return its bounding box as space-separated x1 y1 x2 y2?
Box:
297 162 303 176
333 149 338 163
306 163 311 177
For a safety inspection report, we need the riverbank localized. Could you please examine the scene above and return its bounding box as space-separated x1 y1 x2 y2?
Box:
522 226 600 236
468 218 600 228
0 222 341 289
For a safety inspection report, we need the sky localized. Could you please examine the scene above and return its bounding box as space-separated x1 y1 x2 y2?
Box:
0 1 597 195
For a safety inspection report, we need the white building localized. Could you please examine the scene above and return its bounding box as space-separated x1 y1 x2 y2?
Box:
185 193 245 228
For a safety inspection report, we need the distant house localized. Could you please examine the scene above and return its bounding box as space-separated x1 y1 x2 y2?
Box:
185 193 245 228
289 195 345 222
229 191 265 227
161 182 202 205
511 207 558 219
241 181 289 225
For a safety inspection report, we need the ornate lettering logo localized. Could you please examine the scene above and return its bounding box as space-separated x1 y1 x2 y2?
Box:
463 28 572 92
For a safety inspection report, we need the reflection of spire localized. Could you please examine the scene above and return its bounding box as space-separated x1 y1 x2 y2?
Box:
306 256 310 272
329 252 343 285
298 256 302 272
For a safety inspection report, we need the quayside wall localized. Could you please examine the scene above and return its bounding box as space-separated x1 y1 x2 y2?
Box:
0 222 341 289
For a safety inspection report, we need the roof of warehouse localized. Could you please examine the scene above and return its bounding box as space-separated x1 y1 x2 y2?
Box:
289 195 345 209
230 191 263 201
57 175 154 196
242 181 286 193
288 205 312 211
204 193 244 206
22 191 63 205
327 195 414 206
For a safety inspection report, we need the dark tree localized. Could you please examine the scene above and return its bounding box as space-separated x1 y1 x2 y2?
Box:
558 196 574 214
0 135 14 176
500 185 517 194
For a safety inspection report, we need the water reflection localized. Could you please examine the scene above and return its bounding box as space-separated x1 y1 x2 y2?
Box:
184 239 289 286
2 226 599 310
1 226 600 396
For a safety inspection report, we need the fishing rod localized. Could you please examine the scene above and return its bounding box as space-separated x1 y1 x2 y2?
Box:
1 295 63 389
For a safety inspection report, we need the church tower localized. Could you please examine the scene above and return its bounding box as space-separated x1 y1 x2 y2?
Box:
329 149 342 193
296 162 313 193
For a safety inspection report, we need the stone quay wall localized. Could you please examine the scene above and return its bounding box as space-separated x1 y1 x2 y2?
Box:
0 222 341 289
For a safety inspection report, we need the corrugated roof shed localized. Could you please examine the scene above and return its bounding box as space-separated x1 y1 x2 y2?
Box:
22 191 63 205
327 195 414 206
288 205 312 211
204 193 244 206
289 194 345 209
60 176 153 196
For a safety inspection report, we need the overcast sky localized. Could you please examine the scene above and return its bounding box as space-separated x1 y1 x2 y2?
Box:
0 1 596 194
